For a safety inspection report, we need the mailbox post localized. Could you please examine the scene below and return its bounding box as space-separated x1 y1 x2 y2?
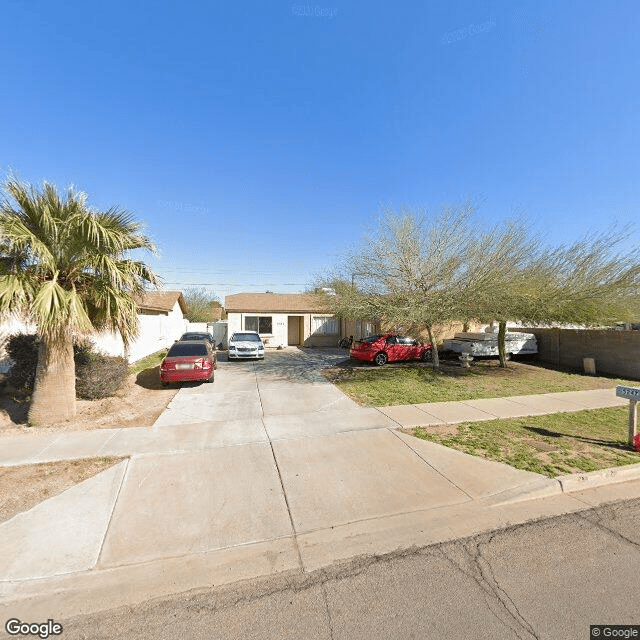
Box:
616 386 640 448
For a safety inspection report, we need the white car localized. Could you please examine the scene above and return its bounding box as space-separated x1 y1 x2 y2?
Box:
228 331 265 360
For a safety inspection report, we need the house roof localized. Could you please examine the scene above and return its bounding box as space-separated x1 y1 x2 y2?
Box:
136 290 188 315
225 293 329 313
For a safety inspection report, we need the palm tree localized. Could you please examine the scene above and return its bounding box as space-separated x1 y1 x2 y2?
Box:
0 178 159 425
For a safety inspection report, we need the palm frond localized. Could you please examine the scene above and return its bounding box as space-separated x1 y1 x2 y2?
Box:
0 211 56 268
0 272 36 314
1 177 158 342
84 281 140 345
31 275 68 330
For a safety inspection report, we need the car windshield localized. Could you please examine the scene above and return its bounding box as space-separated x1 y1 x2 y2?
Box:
231 333 261 342
181 333 209 341
361 335 381 343
167 343 208 357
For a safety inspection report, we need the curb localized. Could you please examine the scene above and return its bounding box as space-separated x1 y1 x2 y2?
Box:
485 463 640 506
479 478 562 506
557 462 640 493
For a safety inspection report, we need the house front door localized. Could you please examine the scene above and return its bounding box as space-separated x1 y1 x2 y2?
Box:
288 316 302 345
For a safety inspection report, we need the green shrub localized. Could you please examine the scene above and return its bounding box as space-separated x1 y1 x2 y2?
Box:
3 334 128 398
6 334 39 391
74 341 129 399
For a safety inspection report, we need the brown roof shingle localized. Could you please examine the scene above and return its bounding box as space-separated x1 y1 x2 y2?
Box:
136 290 188 315
225 293 329 313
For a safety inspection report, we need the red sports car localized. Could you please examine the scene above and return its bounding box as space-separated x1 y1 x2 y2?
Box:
160 340 216 386
349 334 433 366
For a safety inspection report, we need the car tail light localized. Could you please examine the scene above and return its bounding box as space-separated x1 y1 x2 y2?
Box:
161 361 174 370
202 358 213 369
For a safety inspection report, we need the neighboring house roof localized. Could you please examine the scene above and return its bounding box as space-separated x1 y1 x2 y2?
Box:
136 291 188 315
225 293 329 313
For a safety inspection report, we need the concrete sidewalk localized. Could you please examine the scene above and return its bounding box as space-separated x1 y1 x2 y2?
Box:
1 353 639 621
0 387 628 466
377 387 628 427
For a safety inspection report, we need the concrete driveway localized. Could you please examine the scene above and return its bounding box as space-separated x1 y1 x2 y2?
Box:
2 348 626 621
154 349 364 430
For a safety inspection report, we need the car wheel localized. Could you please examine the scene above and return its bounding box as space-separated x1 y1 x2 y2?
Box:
373 352 388 366
421 349 433 362
205 373 214 383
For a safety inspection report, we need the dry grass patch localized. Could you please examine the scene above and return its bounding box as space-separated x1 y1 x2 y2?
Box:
0 456 125 523
0 349 178 434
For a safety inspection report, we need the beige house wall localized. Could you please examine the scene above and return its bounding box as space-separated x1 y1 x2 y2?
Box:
340 319 380 342
227 311 345 347
227 312 289 346
380 320 483 344
303 313 338 347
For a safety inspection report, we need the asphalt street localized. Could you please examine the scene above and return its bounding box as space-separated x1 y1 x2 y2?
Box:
56 497 640 640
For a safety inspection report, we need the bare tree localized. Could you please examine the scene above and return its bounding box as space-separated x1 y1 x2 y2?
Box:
183 286 222 323
457 217 545 366
466 223 640 366
518 227 640 329
321 203 478 367
321 206 640 371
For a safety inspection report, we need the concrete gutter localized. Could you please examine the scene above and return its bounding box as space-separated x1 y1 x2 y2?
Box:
480 462 640 506
557 461 640 493
478 478 563 506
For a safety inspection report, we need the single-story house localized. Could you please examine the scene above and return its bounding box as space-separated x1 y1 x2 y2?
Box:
121 290 189 362
225 292 380 348
0 290 189 365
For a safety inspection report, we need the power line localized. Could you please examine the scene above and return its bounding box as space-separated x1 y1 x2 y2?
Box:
163 282 309 286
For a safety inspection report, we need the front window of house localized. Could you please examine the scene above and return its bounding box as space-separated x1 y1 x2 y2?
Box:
245 316 272 334
312 316 339 335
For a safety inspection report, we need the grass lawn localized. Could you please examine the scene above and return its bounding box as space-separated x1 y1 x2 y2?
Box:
129 349 167 376
411 406 640 477
324 358 638 406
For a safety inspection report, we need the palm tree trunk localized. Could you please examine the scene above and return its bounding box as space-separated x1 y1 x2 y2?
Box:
28 333 76 425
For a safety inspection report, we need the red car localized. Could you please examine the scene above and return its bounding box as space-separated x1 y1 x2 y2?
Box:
349 334 433 366
160 340 216 386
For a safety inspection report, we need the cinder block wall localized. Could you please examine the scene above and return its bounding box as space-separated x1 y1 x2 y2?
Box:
515 328 640 380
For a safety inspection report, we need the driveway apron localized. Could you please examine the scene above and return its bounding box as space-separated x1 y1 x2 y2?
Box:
1 349 564 613
94 350 546 569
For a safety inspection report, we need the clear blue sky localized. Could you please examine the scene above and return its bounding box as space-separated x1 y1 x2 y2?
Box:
2 1 639 302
